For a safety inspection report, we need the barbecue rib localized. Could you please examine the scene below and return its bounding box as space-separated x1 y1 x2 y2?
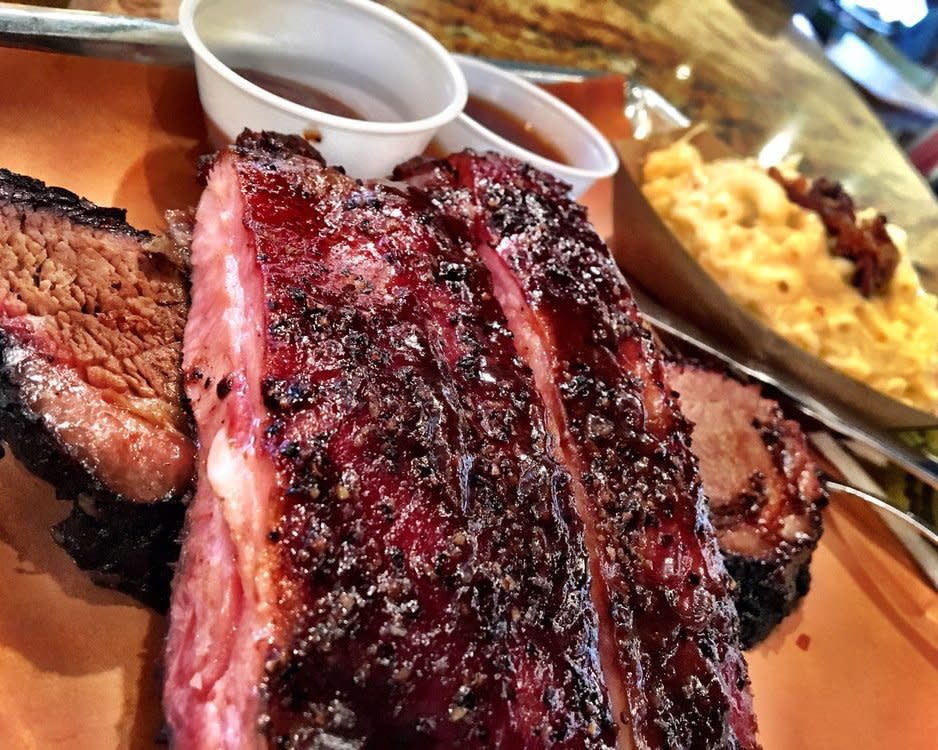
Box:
0 168 193 606
397 152 759 749
165 135 760 748
664 362 825 647
165 133 617 749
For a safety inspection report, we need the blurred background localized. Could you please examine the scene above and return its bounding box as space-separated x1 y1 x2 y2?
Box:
13 0 938 212
20 0 938 193
790 1 938 187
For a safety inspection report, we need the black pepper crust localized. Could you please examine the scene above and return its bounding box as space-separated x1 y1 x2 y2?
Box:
0 168 151 239
663 361 825 649
217 132 616 747
0 331 186 609
51 495 185 611
724 549 813 647
197 130 326 183
396 151 760 749
732 415 824 648
0 169 193 609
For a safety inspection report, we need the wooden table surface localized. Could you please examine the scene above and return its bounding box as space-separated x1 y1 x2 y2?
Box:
56 0 938 279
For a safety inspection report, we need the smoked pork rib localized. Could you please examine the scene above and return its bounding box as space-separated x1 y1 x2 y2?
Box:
397 153 760 750
0 168 192 606
665 362 824 647
165 132 616 749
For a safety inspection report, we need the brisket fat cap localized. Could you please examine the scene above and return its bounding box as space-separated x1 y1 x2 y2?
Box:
664 362 825 647
395 152 759 750
0 168 194 607
166 132 616 749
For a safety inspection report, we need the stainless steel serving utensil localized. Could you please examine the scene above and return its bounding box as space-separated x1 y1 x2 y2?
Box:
809 432 938 586
0 6 609 79
822 478 938 547
0 4 190 65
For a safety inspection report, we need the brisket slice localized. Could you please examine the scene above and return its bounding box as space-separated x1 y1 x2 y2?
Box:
396 153 758 749
165 132 615 749
0 168 194 607
664 362 825 647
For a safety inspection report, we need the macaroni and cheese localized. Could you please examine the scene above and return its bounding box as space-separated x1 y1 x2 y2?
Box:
642 140 938 414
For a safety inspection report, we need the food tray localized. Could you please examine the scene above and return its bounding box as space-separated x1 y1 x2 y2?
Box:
0 47 935 749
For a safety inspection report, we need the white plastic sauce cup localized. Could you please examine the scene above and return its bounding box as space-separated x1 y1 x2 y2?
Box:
179 0 467 178
435 55 619 198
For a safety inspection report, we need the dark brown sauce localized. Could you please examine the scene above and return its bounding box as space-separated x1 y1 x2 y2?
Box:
464 94 568 164
234 68 365 120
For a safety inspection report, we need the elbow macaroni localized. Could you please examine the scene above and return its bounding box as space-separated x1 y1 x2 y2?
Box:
642 141 938 414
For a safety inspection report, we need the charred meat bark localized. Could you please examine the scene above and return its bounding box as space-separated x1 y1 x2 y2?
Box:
767 168 899 297
665 362 825 647
165 133 616 749
0 168 193 607
397 153 759 750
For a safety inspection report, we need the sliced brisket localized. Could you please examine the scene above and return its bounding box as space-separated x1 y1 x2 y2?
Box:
396 153 759 749
0 168 193 607
664 362 825 647
165 133 615 749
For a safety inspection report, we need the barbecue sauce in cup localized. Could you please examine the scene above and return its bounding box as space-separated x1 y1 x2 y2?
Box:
464 94 569 165
234 68 365 120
